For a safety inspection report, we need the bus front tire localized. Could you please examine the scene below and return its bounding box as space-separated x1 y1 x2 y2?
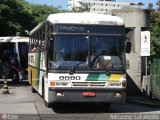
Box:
44 100 51 108
30 86 37 93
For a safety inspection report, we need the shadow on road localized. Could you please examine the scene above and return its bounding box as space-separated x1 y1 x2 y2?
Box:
0 80 29 87
0 81 159 114
51 102 160 114
51 103 115 113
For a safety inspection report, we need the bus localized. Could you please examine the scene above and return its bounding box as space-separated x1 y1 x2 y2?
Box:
28 13 127 107
0 36 29 83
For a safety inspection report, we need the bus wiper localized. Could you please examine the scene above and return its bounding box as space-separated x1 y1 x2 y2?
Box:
49 61 59 69
69 67 75 75
105 70 110 76
91 54 101 67
69 61 86 75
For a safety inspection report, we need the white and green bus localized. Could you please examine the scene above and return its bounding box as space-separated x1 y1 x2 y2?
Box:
28 13 127 107
0 36 29 83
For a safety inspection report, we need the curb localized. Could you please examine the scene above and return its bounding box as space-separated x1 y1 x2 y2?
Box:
126 98 160 108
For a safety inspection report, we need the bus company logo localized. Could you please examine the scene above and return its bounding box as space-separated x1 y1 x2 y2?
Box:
1 114 18 120
2 113 7 120
59 76 81 80
87 82 92 87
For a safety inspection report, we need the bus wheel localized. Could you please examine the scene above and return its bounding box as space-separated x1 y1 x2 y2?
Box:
10 71 19 84
44 100 51 108
31 86 37 93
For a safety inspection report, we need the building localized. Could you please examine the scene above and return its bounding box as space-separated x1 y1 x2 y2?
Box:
111 9 150 95
67 0 150 96
68 0 82 11
68 0 141 13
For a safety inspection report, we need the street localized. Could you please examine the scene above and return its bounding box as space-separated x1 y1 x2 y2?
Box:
0 81 160 120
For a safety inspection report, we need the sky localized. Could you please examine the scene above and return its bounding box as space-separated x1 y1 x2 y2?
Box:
25 0 158 10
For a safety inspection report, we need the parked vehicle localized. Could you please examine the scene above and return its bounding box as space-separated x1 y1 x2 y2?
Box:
0 36 29 83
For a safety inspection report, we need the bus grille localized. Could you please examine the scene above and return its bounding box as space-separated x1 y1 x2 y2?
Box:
72 82 106 87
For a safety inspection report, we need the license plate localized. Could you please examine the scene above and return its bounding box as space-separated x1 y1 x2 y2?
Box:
83 92 96 97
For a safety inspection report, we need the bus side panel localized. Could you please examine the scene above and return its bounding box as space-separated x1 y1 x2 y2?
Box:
28 65 38 90
28 52 46 95
38 70 46 96
38 52 46 96
28 53 40 91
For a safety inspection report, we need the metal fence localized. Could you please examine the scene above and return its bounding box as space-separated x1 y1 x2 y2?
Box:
150 58 160 100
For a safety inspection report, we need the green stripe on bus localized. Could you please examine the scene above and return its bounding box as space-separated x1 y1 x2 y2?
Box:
86 74 99 81
86 74 109 81
98 74 109 81
36 52 41 90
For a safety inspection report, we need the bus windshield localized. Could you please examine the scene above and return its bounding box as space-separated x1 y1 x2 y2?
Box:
0 42 28 68
49 35 124 70
51 35 88 68
49 25 125 70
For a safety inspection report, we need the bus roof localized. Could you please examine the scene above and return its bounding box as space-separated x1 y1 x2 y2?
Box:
47 13 124 25
0 36 29 42
30 13 124 35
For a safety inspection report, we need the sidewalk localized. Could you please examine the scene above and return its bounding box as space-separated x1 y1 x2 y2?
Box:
126 96 160 108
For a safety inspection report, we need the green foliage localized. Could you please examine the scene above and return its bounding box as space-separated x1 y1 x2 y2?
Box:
0 0 30 36
0 0 64 36
149 7 160 63
30 4 64 23
150 11 160 23
150 24 160 57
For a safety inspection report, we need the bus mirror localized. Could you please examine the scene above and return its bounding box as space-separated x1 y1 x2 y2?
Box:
126 59 130 69
126 42 131 53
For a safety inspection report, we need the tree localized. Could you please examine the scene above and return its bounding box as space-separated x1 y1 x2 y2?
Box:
30 4 64 23
149 3 160 63
0 0 64 36
0 0 33 36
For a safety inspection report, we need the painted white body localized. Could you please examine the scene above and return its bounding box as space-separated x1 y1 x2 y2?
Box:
28 13 126 105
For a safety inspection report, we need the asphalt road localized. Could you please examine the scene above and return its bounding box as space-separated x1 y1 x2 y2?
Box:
0 81 160 120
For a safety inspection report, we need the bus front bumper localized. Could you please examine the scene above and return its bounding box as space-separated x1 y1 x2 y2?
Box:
48 87 126 104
